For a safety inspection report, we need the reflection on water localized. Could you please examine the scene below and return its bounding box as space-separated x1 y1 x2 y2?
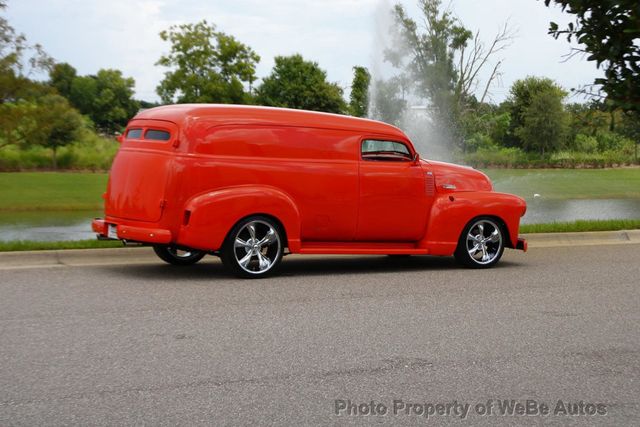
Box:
0 211 100 242
521 198 640 224
0 198 638 241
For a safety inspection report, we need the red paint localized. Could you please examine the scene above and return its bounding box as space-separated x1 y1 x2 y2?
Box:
93 104 527 259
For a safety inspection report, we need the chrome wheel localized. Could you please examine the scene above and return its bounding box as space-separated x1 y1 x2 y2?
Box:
153 245 205 266
465 219 503 265
232 219 282 275
467 220 502 265
169 248 196 258
455 217 505 268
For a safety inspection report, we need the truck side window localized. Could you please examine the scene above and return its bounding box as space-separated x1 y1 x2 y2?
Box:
126 128 143 139
361 139 412 161
145 129 171 141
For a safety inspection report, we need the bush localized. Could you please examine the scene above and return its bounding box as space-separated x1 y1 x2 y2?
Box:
463 146 636 168
463 146 528 168
573 134 598 153
595 130 633 152
0 131 118 171
464 133 497 152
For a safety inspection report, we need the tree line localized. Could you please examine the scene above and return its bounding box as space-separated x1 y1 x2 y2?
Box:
0 0 638 170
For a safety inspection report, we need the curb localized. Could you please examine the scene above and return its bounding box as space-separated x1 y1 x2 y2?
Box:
0 247 156 270
522 229 640 248
0 230 638 269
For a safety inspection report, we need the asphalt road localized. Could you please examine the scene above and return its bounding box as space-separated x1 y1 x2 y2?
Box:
1 245 639 426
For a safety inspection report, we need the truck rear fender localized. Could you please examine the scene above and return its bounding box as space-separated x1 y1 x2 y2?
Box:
178 185 301 252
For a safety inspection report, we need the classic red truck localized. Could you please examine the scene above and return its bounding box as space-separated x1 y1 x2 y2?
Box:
92 104 527 278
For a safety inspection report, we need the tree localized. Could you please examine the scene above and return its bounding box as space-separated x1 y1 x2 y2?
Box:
388 0 512 149
542 0 640 112
89 69 139 133
20 95 84 169
508 77 569 154
49 62 77 99
1 0 53 103
0 100 31 148
370 77 407 126
156 20 260 104
349 66 371 117
50 66 139 134
256 54 346 114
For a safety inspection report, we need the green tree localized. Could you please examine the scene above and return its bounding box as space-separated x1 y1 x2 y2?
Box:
1 0 53 103
370 77 407 126
508 77 569 155
349 66 371 117
0 100 31 148
51 67 139 134
461 102 511 151
156 20 260 104
20 95 84 169
49 62 77 99
390 1 468 128
256 54 346 114
542 0 640 112
90 69 139 133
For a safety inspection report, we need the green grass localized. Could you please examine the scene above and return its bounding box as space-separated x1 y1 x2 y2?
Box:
520 219 640 234
0 172 108 211
0 239 124 252
484 168 640 199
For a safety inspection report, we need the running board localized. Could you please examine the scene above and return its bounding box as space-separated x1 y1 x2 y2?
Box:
298 242 429 255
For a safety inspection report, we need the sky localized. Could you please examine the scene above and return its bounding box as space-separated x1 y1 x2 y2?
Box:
6 0 603 104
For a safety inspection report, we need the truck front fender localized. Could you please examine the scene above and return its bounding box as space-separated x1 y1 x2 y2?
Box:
420 191 526 255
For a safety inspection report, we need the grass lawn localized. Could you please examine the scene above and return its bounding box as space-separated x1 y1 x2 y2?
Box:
0 172 108 211
484 168 640 199
0 239 123 252
520 219 640 234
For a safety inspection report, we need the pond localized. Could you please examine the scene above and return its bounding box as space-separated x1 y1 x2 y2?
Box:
0 198 639 241
520 198 640 224
0 210 101 242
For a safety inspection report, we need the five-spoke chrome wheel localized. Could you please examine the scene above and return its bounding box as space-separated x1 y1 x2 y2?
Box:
455 217 505 268
221 216 284 278
153 245 206 266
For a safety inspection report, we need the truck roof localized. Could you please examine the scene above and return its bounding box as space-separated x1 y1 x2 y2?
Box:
133 104 407 139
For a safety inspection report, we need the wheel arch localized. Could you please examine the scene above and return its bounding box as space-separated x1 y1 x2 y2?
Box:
176 185 301 252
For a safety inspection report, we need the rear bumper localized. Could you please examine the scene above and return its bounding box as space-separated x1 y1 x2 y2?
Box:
516 237 528 252
92 218 172 244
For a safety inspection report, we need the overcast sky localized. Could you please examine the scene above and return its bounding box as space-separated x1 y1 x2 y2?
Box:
6 0 602 104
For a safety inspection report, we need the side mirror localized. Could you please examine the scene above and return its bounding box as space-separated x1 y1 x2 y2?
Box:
116 134 123 144
413 152 420 164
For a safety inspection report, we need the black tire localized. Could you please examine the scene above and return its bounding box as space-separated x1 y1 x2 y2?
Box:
454 217 505 268
153 245 206 266
220 215 284 279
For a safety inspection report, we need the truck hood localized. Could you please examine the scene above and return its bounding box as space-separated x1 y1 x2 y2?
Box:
423 160 493 192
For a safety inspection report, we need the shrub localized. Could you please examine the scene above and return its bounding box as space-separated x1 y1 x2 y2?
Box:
0 131 118 171
573 134 598 153
595 130 633 152
463 146 527 168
